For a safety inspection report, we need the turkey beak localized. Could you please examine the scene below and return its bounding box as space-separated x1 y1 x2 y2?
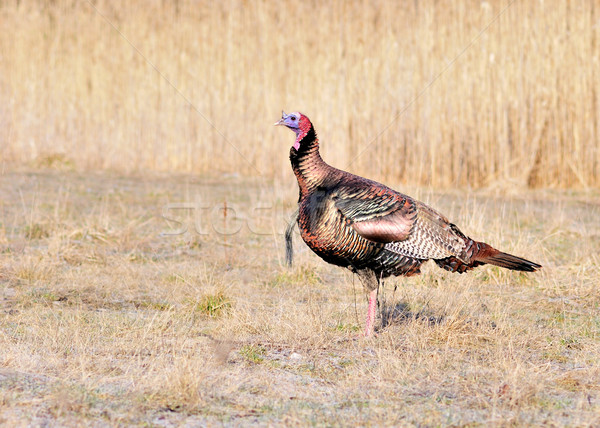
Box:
275 111 287 126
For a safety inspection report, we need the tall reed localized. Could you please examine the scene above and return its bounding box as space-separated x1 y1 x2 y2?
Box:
1 0 598 188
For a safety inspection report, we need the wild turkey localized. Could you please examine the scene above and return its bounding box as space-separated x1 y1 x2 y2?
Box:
275 111 541 337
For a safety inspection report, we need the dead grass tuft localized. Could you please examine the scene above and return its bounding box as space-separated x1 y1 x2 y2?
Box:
48 384 95 419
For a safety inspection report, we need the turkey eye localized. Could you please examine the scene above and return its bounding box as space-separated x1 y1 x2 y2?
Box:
291 116 296 121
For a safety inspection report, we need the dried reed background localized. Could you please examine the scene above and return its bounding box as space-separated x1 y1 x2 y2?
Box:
1 0 598 188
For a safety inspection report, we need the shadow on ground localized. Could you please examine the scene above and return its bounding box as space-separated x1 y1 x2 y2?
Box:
378 300 444 330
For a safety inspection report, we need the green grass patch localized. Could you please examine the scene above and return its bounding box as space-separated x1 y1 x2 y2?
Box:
192 292 232 317
240 344 266 363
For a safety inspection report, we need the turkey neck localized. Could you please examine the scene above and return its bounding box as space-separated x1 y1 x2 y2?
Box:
289 126 329 196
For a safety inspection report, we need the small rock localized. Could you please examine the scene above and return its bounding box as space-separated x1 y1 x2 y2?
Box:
289 352 302 361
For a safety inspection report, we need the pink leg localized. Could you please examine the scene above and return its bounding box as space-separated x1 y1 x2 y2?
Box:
364 288 378 337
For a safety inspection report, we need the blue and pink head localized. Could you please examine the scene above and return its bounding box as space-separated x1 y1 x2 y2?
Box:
275 111 313 151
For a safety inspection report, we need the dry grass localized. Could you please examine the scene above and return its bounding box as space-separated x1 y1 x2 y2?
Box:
1 170 599 425
1 0 599 187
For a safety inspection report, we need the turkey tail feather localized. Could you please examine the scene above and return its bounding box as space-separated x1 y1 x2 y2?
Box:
472 241 541 272
477 250 541 272
435 240 541 273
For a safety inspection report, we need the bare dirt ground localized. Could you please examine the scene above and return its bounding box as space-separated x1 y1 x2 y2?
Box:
1 170 599 426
